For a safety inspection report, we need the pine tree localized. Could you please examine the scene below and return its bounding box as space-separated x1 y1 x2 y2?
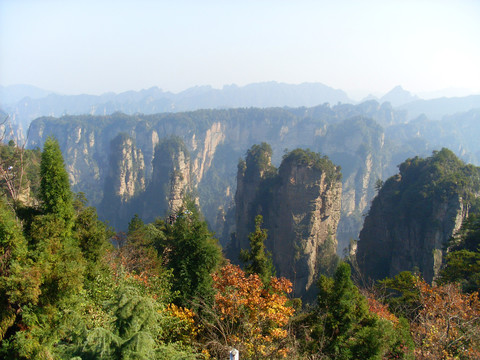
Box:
128 214 144 234
1 137 89 357
73 192 113 279
239 215 275 285
40 136 74 226
302 262 414 359
161 198 222 307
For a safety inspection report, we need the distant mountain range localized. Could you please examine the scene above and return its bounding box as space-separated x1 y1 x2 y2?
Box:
1 82 479 134
0 84 53 105
0 82 351 131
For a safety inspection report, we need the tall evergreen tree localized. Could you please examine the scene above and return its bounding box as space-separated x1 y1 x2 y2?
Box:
128 214 144 234
0 137 89 358
73 192 113 280
239 215 275 285
40 136 74 225
300 262 414 359
160 198 222 308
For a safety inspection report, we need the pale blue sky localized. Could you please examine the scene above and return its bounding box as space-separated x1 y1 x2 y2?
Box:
1 0 479 98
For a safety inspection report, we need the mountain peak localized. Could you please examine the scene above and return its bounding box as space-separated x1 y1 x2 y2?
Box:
380 85 419 107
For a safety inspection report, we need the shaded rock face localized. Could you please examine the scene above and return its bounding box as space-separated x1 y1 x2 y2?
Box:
233 145 342 298
234 143 276 254
357 149 480 283
320 117 387 253
99 134 145 229
99 136 193 228
141 138 193 223
271 157 342 296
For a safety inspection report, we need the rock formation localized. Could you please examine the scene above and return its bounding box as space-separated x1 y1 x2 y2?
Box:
98 135 193 228
233 145 342 297
99 133 145 229
140 137 193 223
26 103 449 245
357 149 480 282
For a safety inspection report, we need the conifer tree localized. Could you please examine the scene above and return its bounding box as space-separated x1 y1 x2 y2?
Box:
128 214 144 234
239 215 275 285
40 136 74 225
73 192 113 279
301 262 414 359
1 137 88 358
161 198 222 307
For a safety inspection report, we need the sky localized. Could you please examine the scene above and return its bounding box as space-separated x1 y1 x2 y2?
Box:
1 0 479 100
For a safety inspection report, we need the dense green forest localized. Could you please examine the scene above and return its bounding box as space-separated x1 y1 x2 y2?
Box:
1 139 480 359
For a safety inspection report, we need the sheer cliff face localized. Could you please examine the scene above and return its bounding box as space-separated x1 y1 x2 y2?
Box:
106 134 145 202
26 104 409 243
234 143 276 254
234 146 342 297
144 138 193 220
358 181 466 283
98 136 193 229
319 117 387 254
271 157 342 296
99 134 145 229
357 149 480 283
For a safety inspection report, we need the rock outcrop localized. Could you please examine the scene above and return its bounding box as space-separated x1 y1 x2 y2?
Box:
99 134 145 229
357 149 480 282
25 104 436 244
233 145 342 298
98 136 193 228
319 116 387 253
105 134 145 202
140 137 193 223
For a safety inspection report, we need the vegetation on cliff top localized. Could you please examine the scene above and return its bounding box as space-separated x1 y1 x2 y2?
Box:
281 148 342 183
396 148 480 215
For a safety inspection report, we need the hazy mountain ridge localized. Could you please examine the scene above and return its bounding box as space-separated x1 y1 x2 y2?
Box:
1 82 352 132
0 84 54 106
2 82 479 137
398 95 480 121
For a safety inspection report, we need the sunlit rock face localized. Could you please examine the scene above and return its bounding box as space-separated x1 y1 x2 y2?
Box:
233 145 342 298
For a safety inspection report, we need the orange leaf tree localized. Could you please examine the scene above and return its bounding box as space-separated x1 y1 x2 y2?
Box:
201 263 294 359
412 280 480 359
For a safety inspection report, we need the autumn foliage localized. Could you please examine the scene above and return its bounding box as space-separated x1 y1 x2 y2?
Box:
367 295 400 325
412 280 480 359
203 263 294 359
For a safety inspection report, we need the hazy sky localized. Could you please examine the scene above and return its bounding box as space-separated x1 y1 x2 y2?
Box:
1 0 479 99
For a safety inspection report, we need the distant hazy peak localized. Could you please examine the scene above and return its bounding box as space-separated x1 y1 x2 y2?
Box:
360 94 379 102
380 85 419 107
0 84 54 106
